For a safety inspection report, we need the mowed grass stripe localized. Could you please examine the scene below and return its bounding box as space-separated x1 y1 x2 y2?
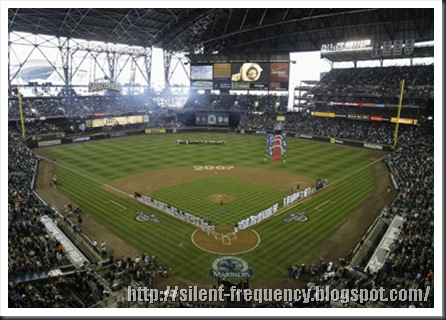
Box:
58 185 204 274
46 133 383 283
50 134 374 185
259 182 372 260
247 168 373 281
221 158 370 281
152 176 285 226
267 182 372 246
57 168 200 255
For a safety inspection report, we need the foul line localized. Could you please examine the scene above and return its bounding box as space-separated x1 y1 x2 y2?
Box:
274 155 387 217
37 154 134 200
314 200 330 210
104 184 133 198
331 155 387 186
104 200 127 211
37 152 388 236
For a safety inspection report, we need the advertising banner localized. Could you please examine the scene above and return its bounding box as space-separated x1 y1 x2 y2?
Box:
217 114 229 126
347 114 370 121
231 80 250 90
195 113 207 126
145 129 166 134
72 136 90 143
88 82 122 92
195 113 229 126
37 139 61 147
370 116 383 122
269 81 289 90
207 114 217 125
91 115 145 128
312 111 335 118
391 117 415 125
190 80 213 90
269 63 289 90
269 63 290 82
213 78 231 90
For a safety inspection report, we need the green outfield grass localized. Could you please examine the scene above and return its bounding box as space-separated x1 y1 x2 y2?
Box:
44 132 382 284
152 176 285 226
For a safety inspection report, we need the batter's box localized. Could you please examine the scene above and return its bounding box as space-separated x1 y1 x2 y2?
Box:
222 234 231 246
214 233 223 240
228 232 237 240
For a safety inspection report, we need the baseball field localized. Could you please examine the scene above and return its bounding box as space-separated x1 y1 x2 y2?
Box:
34 132 390 285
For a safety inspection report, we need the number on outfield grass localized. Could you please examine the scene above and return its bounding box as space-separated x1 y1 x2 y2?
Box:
193 165 234 171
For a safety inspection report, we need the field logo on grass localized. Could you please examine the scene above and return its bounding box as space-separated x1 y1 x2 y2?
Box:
210 256 253 278
283 211 308 223
136 210 160 223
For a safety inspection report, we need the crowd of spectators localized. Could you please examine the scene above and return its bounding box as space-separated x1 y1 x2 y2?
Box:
8 131 79 307
8 126 183 308
11 101 421 148
8 91 288 121
311 104 421 119
183 92 288 112
7 61 434 308
338 127 434 308
309 64 434 105
8 133 71 281
8 94 159 120
9 269 111 308
257 125 434 309
237 112 278 131
238 111 409 145
108 254 170 288
7 116 434 308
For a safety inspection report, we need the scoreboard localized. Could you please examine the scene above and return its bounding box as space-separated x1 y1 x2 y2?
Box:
190 61 289 91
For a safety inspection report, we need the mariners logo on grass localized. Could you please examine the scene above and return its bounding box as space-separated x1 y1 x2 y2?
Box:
283 211 308 223
136 210 160 223
210 256 253 278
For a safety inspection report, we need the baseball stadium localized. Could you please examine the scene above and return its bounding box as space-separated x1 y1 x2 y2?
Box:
4 5 439 315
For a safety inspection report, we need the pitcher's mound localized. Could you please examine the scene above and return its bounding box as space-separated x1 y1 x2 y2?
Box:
208 194 234 204
192 227 260 255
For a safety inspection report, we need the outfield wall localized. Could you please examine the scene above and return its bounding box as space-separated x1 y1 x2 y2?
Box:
234 129 393 152
27 126 392 152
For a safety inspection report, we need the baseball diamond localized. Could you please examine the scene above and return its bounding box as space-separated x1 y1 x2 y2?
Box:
33 132 391 285
6 7 436 313
4 6 436 317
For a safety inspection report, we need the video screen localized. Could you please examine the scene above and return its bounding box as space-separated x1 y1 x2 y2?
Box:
191 65 213 80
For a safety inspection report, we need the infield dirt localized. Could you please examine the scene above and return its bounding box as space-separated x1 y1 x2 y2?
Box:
33 147 397 289
106 166 315 196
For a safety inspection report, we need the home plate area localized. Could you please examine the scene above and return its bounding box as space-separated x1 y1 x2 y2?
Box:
214 230 237 245
192 227 260 255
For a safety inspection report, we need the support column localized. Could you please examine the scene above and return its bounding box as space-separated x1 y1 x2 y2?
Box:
8 32 11 96
58 37 71 93
107 51 116 81
144 47 152 92
163 50 172 88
